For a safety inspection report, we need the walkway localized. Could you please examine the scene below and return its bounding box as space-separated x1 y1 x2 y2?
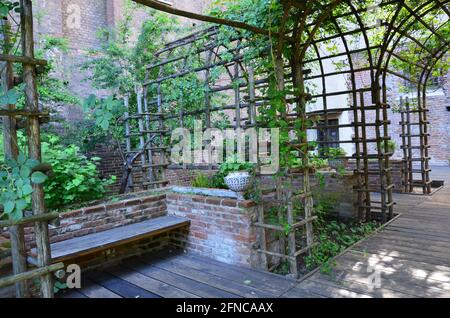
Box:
284 166 450 298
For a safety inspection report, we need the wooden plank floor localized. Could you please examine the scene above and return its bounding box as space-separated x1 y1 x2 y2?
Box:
61 250 297 298
283 167 450 298
62 167 450 298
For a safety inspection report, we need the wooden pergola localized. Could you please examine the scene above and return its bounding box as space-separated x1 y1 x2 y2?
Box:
125 0 449 275
1 0 448 297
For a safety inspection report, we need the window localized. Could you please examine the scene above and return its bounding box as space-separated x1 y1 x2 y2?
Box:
317 119 340 151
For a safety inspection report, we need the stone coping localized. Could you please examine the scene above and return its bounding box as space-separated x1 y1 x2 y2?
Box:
171 186 239 199
166 192 256 209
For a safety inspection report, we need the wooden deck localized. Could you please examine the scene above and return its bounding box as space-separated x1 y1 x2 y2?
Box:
286 169 450 298
61 250 297 298
63 167 450 298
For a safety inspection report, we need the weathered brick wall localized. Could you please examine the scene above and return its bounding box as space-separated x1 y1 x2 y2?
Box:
166 193 260 268
89 141 218 193
348 160 404 192
33 0 214 99
23 193 167 249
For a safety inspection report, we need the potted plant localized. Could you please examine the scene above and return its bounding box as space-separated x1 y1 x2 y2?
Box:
217 158 255 200
327 147 348 170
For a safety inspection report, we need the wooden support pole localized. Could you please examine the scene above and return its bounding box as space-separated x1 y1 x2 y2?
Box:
20 0 53 298
1 17 29 299
286 178 298 277
136 87 148 186
234 61 241 129
143 87 155 183
247 66 257 125
0 53 47 66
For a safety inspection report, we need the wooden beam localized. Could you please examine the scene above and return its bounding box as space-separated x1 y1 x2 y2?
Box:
0 54 47 66
0 212 59 228
132 0 273 37
0 263 64 289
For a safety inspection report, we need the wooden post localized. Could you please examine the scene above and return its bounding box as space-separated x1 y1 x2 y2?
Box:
1 17 30 298
20 0 53 298
286 178 298 277
143 87 155 183
123 95 134 192
359 92 371 221
247 66 257 125
234 61 241 129
136 87 148 186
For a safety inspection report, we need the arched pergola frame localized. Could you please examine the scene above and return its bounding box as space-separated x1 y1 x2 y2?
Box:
123 0 449 277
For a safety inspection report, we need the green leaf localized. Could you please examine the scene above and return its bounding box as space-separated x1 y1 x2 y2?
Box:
83 94 97 111
22 184 33 196
17 153 27 165
4 201 15 214
25 159 40 168
16 198 27 211
31 171 48 184
20 166 31 179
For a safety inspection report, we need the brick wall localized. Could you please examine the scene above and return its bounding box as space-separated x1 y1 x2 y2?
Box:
33 0 214 99
23 193 167 249
166 193 260 268
347 160 404 193
89 141 218 193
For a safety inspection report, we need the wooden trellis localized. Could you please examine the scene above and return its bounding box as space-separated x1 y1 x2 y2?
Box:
0 0 59 298
125 0 449 276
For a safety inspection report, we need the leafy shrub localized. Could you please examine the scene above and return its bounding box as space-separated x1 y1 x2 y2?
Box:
305 220 377 273
0 154 48 221
41 135 115 210
192 173 213 188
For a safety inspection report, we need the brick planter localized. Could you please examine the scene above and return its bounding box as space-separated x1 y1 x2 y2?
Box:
166 192 259 268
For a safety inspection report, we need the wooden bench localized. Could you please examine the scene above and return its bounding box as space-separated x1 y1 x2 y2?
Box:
29 216 190 264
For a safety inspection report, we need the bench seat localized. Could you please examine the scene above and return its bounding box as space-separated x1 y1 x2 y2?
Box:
29 216 190 264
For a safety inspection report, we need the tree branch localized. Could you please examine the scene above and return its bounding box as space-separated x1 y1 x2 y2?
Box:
133 0 276 37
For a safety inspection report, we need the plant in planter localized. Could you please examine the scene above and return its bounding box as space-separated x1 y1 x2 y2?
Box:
214 158 256 200
326 147 348 170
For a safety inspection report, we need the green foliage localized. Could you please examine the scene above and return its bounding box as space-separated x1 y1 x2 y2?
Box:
192 173 213 188
83 94 124 133
305 220 377 273
41 135 115 211
0 87 19 106
0 154 47 221
0 1 19 19
325 147 346 158
81 7 178 94
212 157 256 189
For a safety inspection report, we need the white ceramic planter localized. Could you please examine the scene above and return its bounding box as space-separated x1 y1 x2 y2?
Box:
224 171 252 200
